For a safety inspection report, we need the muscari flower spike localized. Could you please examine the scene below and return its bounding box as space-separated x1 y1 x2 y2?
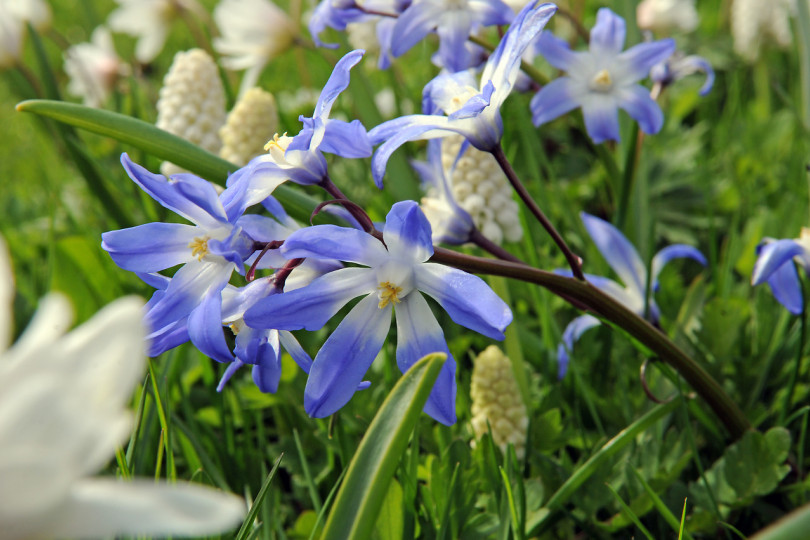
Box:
368 0 557 187
531 7 675 144
229 49 372 210
751 228 810 315
556 212 705 377
243 201 512 425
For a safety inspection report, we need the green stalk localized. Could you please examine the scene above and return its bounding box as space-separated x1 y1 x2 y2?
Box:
430 248 751 440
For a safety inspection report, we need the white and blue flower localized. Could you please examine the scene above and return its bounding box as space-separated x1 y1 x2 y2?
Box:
751 228 810 315
556 212 705 377
230 50 373 209
368 1 557 186
531 8 675 143
243 201 512 425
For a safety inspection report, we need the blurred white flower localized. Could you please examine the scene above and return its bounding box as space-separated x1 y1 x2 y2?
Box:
64 27 129 108
213 0 296 95
731 0 795 62
0 236 245 540
637 0 699 34
108 0 203 63
0 0 51 68
219 86 280 166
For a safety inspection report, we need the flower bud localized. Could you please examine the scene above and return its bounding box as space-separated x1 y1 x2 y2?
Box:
219 87 280 166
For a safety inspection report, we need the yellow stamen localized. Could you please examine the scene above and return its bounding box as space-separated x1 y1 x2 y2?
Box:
188 236 210 261
264 132 289 152
591 69 613 91
377 281 403 309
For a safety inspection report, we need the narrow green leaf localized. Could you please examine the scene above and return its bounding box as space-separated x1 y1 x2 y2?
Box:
499 467 524 540
321 353 447 540
749 503 810 539
604 482 654 540
15 99 320 223
294 428 323 514
630 467 695 540
234 453 284 540
373 479 405 540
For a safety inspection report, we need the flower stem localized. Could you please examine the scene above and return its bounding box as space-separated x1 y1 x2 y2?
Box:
429 247 751 440
469 228 523 263
491 144 585 280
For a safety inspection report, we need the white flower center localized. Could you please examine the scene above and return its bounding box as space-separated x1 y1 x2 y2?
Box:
589 69 614 92
376 281 403 308
374 260 415 309
264 132 293 164
444 85 480 115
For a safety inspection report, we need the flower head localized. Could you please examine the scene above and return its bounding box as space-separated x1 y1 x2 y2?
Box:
531 8 675 143
556 212 705 377
219 87 281 166
101 154 283 353
389 0 514 72
213 0 296 94
0 236 244 539
731 0 794 62
751 228 810 315
636 0 699 34
369 1 557 186
650 52 714 96
108 0 202 63
229 50 372 209
64 26 129 108
243 201 512 425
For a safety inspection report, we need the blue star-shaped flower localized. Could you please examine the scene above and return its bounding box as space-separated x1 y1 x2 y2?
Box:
531 8 675 143
243 201 512 425
751 229 810 315
556 212 705 377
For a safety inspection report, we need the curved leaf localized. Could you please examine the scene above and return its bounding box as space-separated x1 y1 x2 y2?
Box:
321 352 447 540
15 99 318 223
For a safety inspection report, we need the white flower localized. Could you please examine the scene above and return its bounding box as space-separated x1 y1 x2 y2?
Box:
636 0 699 34
213 0 296 95
731 0 795 62
64 27 129 108
0 0 51 69
0 236 245 540
2 0 51 29
108 0 203 63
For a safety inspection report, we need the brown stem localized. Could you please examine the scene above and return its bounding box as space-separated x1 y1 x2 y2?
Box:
491 144 585 280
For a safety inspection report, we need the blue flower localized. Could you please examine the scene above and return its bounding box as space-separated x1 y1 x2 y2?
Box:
389 0 513 72
368 1 557 187
556 212 706 377
101 154 291 355
531 8 675 143
650 52 715 96
229 50 373 209
243 201 512 425
751 229 810 315
309 0 407 52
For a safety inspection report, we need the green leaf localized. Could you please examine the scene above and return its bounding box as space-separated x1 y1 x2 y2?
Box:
15 99 320 223
373 479 404 540
690 427 791 509
320 352 447 540
749 502 810 540
234 454 284 540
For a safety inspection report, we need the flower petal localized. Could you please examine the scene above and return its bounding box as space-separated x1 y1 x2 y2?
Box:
415 263 512 339
47 478 244 538
556 314 601 378
650 244 707 290
580 212 647 295
281 225 389 266
321 119 373 158
531 77 581 127
314 49 365 120
390 2 443 58
395 293 456 425
618 38 676 81
383 201 434 263
244 267 374 330
751 239 806 286
279 330 313 373
764 258 804 315
188 290 233 364
533 30 577 72
248 330 282 393
616 84 665 135
304 294 391 418
102 223 197 273
589 8 626 55
581 95 621 143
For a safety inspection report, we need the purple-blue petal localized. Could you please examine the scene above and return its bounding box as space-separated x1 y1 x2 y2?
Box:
533 30 577 71
314 49 365 120
188 289 233 364
395 293 456 425
281 225 389 266
320 119 373 158
765 259 804 315
581 96 621 143
650 244 707 291
531 77 580 127
557 314 601 378
102 223 196 273
304 294 391 418
390 1 443 58
279 330 313 373
415 262 512 339
752 239 806 286
616 84 665 135
383 201 434 263
618 38 677 81
581 212 646 295
589 8 626 55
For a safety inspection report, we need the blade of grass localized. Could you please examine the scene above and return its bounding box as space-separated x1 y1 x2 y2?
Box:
234 453 284 540
500 467 525 540
147 357 176 481
320 352 447 540
604 481 654 540
628 467 695 540
294 428 323 514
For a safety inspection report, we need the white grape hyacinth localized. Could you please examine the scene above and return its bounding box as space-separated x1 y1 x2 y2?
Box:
470 345 528 459
0 236 245 540
220 87 280 166
156 48 227 176
440 134 523 245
